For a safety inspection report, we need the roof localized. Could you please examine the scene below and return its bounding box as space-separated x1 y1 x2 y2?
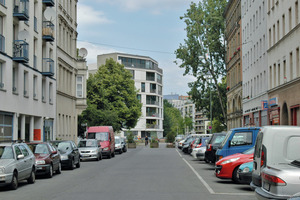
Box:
88 126 112 132
230 127 261 131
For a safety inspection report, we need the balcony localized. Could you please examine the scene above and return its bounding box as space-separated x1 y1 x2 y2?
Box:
42 21 54 42
42 0 55 7
13 0 29 21
42 58 54 76
150 89 156 93
13 40 29 63
0 34 4 53
146 112 159 117
146 124 159 129
146 100 159 106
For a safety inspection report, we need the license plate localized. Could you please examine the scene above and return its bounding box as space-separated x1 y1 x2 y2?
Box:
263 182 270 191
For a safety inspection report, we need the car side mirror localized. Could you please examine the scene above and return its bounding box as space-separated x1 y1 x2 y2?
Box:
17 154 24 160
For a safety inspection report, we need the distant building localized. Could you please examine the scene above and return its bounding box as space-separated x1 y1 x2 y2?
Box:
163 94 179 100
90 53 164 139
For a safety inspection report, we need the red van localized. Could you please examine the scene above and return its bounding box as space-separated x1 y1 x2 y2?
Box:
86 126 115 158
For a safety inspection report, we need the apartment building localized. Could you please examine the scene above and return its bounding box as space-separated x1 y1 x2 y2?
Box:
91 53 164 139
224 0 243 130
241 0 269 126
195 110 209 134
0 0 56 141
267 0 300 125
56 0 87 142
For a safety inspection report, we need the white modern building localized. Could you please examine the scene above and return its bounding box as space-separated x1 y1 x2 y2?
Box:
0 0 56 141
266 0 300 125
241 0 269 126
56 0 87 142
90 53 164 139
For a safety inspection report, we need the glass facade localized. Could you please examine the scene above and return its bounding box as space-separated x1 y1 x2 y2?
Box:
118 56 158 70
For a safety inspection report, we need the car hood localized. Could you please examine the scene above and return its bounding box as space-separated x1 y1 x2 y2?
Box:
217 153 253 164
79 147 97 151
0 159 15 167
34 153 50 160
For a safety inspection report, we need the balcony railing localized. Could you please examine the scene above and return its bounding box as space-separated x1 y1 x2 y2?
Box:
150 89 156 93
158 90 162 95
42 21 54 42
0 34 4 53
146 100 159 105
42 0 55 6
146 113 159 117
34 17 37 32
146 124 159 129
13 40 29 63
13 0 29 21
42 58 54 76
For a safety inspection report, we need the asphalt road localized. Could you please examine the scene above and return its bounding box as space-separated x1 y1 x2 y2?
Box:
0 144 256 200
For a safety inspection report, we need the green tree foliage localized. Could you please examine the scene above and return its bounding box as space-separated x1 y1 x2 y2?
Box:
175 0 227 125
78 58 142 134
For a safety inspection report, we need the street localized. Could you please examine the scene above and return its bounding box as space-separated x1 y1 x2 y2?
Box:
0 144 255 200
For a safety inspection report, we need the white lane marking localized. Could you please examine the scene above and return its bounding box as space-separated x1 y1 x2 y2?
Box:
176 149 254 196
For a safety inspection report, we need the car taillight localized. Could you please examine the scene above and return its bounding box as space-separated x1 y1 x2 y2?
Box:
261 150 265 167
196 144 201 148
207 144 212 151
261 172 286 186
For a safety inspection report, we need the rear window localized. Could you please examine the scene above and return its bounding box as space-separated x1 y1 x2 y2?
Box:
254 131 263 158
286 136 300 160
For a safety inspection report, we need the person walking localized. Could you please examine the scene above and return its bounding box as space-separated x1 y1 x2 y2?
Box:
145 136 149 146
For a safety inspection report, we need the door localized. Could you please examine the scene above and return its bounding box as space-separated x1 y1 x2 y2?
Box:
14 145 26 179
228 131 254 156
49 144 60 170
71 142 79 163
19 145 32 178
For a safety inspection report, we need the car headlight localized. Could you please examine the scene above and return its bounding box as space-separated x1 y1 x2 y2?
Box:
0 167 5 174
221 157 240 165
61 155 68 160
242 167 250 173
103 147 109 151
36 160 45 165
91 150 97 153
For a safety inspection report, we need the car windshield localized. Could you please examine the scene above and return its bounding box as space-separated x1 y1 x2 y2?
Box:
115 138 121 144
201 137 211 147
242 147 254 154
0 146 14 159
28 144 49 154
56 142 72 152
211 134 226 145
220 131 232 148
88 132 109 142
78 140 97 147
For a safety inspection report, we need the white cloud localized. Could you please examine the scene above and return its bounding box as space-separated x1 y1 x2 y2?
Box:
77 4 113 27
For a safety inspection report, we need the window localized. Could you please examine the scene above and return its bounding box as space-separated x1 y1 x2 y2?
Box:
0 15 4 53
0 113 13 140
289 7 292 31
42 78 46 101
49 82 53 103
76 76 83 98
33 75 37 99
14 146 22 157
157 74 162 83
129 70 135 79
19 145 29 157
282 14 286 36
230 132 253 146
290 52 293 80
13 66 18 93
0 63 3 89
137 94 141 102
297 48 299 77
141 82 145 92
24 71 28 96
146 72 155 81
296 1 299 25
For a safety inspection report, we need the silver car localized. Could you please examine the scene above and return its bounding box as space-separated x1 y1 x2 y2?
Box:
78 139 102 161
0 141 36 190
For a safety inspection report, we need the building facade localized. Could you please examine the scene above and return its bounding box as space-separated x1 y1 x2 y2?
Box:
225 0 243 130
56 0 87 142
267 0 300 125
93 53 164 139
241 0 269 127
0 0 56 141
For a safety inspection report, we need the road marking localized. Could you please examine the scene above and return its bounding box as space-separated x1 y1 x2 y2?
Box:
176 149 254 196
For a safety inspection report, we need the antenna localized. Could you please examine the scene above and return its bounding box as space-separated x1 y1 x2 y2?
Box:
44 7 56 21
18 30 30 41
79 48 88 58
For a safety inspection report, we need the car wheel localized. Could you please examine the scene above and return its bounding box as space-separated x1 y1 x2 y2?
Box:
204 158 209 163
107 151 111 159
27 168 36 184
47 165 53 178
10 172 18 190
112 151 115 157
232 166 240 183
96 153 100 161
56 162 62 174
70 159 75 170
99 153 102 160
76 159 80 168
119 149 123 154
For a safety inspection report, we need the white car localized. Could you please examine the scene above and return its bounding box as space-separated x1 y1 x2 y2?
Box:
191 146 206 160
177 139 185 149
114 136 123 154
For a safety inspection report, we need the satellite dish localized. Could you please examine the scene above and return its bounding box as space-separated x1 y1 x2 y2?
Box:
18 30 30 41
44 7 56 21
79 48 88 58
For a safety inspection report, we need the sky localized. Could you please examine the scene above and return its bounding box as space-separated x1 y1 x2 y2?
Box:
76 0 196 96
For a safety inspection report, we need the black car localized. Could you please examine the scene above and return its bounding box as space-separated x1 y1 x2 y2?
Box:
121 137 127 153
51 140 80 170
182 137 197 154
204 132 226 163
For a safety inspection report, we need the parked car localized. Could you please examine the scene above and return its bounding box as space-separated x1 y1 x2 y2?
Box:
237 161 253 185
0 141 36 190
78 139 102 161
182 136 198 153
51 140 80 170
27 142 61 178
191 137 211 161
204 132 227 163
251 126 300 199
215 127 260 162
86 126 115 158
114 136 123 154
215 147 254 183
120 137 127 153
175 135 185 142
177 139 186 149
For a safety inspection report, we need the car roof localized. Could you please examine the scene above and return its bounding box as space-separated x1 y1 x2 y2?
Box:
230 127 261 131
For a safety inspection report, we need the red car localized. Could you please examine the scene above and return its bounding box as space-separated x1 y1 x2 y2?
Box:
27 142 61 178
215 147 254 183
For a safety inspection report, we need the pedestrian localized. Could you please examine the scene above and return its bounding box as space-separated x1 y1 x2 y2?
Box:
145 136 149 146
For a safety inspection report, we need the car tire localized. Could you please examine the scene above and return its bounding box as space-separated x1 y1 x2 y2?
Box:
107 151 111 159
47 164 53 178
119 149 123 154
56 162 62 174
70 159 75 170
100 153 102 160
204 158 209 163
10 172 18 190
76 159 80 168
27 168 36 184
232 166 240 183
112 151 115 157
96 153 100 161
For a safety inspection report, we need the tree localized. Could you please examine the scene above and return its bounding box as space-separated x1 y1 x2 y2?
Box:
78 58 142 133
175 0 227 126
163 100 185 137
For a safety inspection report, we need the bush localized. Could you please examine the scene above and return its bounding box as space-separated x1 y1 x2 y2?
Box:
127 132 135 143
166 133 175 143
151 137 159 143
